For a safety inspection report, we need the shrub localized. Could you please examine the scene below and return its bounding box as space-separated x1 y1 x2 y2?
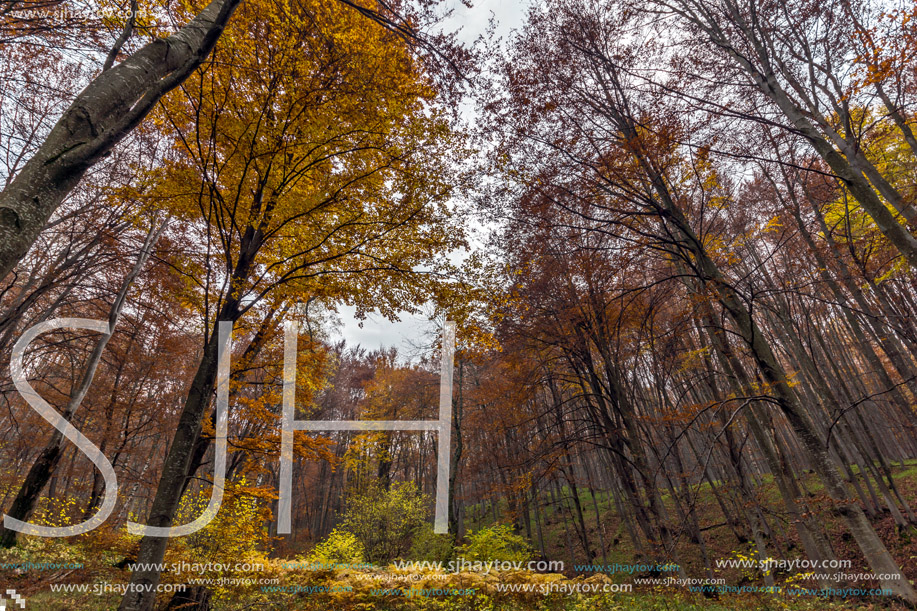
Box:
165 479 274 601
407 523 454 563
339 479 429 563
177 479 272 563
306 528 365 565
457 523 530 563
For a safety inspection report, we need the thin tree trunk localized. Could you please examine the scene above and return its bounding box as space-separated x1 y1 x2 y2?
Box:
0 221 164 547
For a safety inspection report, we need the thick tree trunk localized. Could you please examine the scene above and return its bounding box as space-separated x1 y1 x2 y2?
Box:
117 318 229 611
0 444 63 547
448 358 463 535
0 0 240 280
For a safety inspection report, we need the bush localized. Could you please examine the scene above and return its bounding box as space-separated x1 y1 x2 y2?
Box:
407 523 454 563
306 528 365 565
176 479 272 563
457 523 530 563
339 479 429 563
165 479 274 601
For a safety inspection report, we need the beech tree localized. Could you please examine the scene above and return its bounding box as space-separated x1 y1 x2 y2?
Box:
649 0 917 267
0 0 465 284
116 0 463 606
0 216 165 548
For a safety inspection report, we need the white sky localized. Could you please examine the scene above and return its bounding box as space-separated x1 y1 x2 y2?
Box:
446 0 530 44
335 305 436 353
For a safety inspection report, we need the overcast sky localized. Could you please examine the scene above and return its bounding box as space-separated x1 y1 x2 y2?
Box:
332 0 527 352
334 305 436 354
446 0 530 44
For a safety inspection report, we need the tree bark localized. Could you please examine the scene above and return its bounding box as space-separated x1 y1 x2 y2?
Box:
0 0 240 280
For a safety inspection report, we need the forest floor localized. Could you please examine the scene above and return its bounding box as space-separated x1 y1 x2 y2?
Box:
2 461 916 610
464 460 917 606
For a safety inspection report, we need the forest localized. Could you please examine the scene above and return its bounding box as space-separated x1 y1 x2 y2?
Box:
1 0 917 609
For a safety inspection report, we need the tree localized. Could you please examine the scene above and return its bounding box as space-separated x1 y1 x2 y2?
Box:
0 0 242 279
0 0 466 284
0 216 165 548
117 0 463 605
338 479 429 562
482 0 917 601
651 0 917 267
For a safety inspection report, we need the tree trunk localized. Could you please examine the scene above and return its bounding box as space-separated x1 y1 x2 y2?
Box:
0 0 240 280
